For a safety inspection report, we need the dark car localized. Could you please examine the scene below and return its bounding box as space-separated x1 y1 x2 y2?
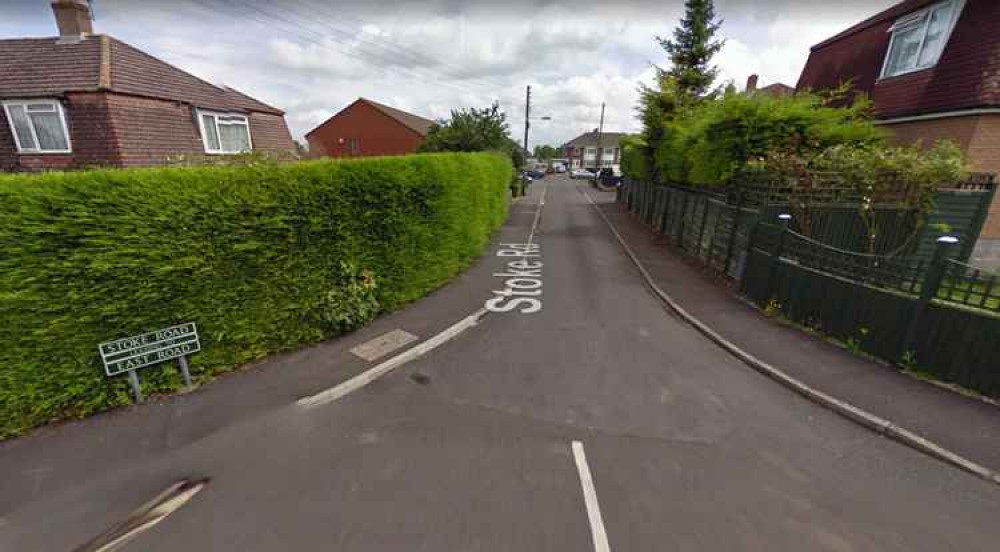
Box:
525 169 546 180
597 167 622 188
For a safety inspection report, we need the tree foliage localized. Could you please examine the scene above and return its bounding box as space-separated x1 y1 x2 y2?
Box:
657 0 724 100
532 144 559 160
756 141 970 253
657 89 885 186
419 103 523 168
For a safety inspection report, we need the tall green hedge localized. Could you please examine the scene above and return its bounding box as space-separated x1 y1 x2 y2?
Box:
644 90 886 186
0 153 511 438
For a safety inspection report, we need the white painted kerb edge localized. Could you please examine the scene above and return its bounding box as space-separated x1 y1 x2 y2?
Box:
580 185 1000 487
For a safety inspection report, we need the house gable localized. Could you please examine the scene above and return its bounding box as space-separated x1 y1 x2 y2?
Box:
305 99 431 158
798 0 1000 118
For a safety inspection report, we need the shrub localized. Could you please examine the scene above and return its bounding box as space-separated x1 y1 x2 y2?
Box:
620 135 652 181
0 152 511 438
651 89 886 186
808 141 969 252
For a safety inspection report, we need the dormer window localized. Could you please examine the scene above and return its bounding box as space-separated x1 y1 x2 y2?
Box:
2 99 72 154
197 109 253 154
881 0 964 79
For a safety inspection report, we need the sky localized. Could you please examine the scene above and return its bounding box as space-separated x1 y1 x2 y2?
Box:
1 0 898 148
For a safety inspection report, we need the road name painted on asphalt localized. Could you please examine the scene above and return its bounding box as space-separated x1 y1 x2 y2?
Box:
485 243 543 314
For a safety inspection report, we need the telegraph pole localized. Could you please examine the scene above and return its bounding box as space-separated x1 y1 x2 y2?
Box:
596 102 605 169
523 85 531 159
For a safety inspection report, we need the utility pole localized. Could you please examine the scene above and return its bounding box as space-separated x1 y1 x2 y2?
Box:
596 102 605 170
523 85 531 159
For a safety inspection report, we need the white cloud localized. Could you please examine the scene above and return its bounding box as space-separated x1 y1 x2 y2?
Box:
2 0 899 147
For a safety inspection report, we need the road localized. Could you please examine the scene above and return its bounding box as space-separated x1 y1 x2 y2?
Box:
4 175 1000 550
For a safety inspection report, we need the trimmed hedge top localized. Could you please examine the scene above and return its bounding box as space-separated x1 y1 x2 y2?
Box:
0 153 511 438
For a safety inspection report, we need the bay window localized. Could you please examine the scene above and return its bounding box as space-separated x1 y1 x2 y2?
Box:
197 110 253 154
881 0 964 79
2 99 72 153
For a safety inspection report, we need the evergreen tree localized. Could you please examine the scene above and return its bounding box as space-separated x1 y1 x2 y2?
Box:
658 0 724 100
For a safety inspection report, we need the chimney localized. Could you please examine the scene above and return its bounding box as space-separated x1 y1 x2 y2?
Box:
746 74 759 93
52 0 93 40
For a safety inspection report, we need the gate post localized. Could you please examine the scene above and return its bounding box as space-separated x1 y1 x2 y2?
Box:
764 213 792 303
900 236 960 359
723 190 745 275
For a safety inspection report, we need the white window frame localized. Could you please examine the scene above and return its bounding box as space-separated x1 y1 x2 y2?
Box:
2 99 72 154
196 109 253 154
879 0 965 79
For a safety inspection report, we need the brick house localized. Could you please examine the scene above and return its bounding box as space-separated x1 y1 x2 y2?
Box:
305 98 435 158
561 131 627 171
796 0 1000 257
0 0 294 172
745 74 795 98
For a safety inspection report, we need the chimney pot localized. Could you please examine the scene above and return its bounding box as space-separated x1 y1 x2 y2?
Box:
746 74 759 92
52 0 93 39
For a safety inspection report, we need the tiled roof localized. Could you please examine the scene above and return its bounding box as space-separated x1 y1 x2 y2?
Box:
759 83 795 97
362 98 435 136
0 35 282 114
797 0 1000 117
562 131 629 148
810 0 939 51
0 37 103 97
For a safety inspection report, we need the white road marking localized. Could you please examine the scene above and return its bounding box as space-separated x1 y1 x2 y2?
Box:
527 180 548 245
74 479 208 552
297 309 488 408
572 440 612 552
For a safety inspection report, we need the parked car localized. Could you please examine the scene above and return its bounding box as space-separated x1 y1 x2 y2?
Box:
525 169 546 180
554 164 567 173
598 167 622 188
570 168 595 180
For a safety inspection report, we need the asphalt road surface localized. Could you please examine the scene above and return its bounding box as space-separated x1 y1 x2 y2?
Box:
5 175 1000 551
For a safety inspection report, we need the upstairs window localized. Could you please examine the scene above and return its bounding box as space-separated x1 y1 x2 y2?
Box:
198 110 252 154
2 99 72 153
881 0 964 78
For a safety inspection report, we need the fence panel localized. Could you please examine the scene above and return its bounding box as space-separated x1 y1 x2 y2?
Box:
743 224 1000 398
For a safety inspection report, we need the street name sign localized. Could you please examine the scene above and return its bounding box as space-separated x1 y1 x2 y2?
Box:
100 322 201 376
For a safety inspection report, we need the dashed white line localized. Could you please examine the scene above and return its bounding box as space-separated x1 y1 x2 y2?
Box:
527 181 548 245
572 440 612 552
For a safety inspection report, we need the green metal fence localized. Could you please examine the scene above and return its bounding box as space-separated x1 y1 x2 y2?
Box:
742 223 1000 398
617 175 1000 398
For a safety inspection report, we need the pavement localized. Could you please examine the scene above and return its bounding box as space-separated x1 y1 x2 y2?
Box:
3 175 1000 551
592 188 1000 475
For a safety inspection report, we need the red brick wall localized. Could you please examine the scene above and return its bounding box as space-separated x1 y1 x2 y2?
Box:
107 94 294 166
0 105 19 171
307 101 424 158
249 112 295 153
105 93 205 167
885 113 1000 238
66 92 121 168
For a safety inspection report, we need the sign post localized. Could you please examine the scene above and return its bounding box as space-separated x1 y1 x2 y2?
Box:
99 322 201 403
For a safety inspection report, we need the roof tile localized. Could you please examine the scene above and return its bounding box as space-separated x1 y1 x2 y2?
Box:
0 35 282 114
